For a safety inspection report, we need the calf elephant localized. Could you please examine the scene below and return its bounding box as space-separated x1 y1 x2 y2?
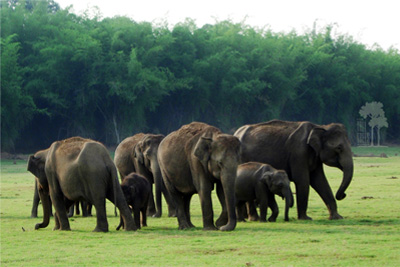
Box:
117 172 151 230
114 133 175 218
158 122 241 231
235 162 294 222
234 120 354 220
27 137 136 232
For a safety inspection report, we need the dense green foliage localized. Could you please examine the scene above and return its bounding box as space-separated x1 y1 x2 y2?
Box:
1 147 400 266
1 0 400 151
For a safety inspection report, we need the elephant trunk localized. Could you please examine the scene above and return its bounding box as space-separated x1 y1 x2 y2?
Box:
284 186 294 222
219 171 237 231
35 182 50 230
152 161 163 218
335 153 354 201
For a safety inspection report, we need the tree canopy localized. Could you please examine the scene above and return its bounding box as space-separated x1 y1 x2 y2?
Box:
1 0 400 152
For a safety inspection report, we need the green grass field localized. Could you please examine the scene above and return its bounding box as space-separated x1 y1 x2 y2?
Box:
1 147 400 266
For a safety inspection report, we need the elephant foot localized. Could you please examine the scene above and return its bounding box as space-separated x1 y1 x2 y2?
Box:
237 218 246 222
54 226 71 231
215 217 228 228
267 217 277 222
178 224 195 230
259 219 267 223
329 213 343 220
219 223 236 231
31 214 38 218
298 214 313 220
93 226 108 232
248 215 259 221
202 225 218 231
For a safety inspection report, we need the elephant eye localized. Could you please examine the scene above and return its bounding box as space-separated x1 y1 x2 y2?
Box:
218 161 223 168
336 144 343 153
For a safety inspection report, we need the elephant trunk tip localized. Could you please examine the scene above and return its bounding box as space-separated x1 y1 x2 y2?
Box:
336 191 346 201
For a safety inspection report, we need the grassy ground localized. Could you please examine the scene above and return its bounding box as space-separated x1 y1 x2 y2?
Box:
1 147 400 266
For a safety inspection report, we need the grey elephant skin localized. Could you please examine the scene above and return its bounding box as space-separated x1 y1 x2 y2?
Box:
114 133 175 218
235 162 294 222
27 137 136 232
234 120 354 220
158 122 241 231
117 172 151 230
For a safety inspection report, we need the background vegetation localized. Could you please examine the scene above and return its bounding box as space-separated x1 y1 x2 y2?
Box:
1 147 400 266
1 0 400 152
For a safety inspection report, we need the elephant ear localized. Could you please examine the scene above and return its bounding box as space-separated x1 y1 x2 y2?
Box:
260 171 274 189
134 143 144 165
307 127 326 155
27 155 43 178
194 135 212 170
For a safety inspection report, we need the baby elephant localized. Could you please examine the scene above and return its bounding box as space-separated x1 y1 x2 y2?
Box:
117 173 151 230
235 162 294 222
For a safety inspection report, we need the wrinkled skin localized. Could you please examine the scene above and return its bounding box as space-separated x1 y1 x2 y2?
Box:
235 162 294 222
117 172 151 230
114 134 175 218
27 137 136 232
158 122 241 231
234 120 354 220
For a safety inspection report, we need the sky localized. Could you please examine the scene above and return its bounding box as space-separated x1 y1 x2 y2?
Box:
56 0 400 50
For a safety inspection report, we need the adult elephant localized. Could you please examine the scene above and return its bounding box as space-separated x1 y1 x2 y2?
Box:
234 120 354 220
158 122 241 231
27 137 136 232
114 133 175 218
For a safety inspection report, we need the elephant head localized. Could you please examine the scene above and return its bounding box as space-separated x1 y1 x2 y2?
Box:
307 123 354 201
27 149 51 229
134 134 164 173
261 169 294 221
194 132 241 231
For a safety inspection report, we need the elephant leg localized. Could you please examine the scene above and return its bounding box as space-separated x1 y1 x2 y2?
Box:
141 205 148 227
92 198 109 232
310 168 343 220
215 182 228 228
259 200 268 222
247 201 259 221
267 195 279 222
173 193 193 230
87 203 93 216
199 183 217 231
132 198 142 229
236 201 247 222
147 188 157 217
68 204 74 217
162 181 176 217
183 195 194 228
295 183 312 220
81 201 89 217
75 201 80 215
53 211 61 230
49 189 71 231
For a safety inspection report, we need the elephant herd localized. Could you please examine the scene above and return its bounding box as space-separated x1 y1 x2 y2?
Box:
27 120 354 232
